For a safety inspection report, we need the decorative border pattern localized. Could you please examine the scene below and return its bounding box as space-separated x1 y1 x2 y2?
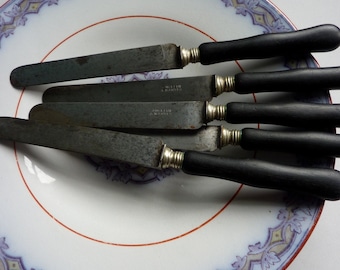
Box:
0 237 33 270
223 0 290 33
0 0 58 48
229 195 321 270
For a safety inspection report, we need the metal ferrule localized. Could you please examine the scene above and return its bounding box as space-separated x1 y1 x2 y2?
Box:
160 146 185 169
215 75 236 95
180 47 200 67
220 127 242 148
205 102 226 122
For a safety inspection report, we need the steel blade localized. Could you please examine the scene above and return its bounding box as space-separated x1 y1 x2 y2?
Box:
116 126 221 151
0 117 164 168
42 75 215 102
29 102 206 129
10 44 180 87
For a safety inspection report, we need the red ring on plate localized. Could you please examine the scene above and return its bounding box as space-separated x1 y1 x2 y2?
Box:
14 15 250 247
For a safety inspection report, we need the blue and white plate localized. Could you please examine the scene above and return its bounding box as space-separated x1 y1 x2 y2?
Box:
0 0 331 269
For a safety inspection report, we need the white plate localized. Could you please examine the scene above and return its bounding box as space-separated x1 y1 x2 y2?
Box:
0 0 332 269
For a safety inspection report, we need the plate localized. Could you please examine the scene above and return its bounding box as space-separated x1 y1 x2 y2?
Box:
0 0 332 269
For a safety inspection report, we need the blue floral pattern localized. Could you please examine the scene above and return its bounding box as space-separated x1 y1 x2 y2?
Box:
222 0 290 33
0 237 34 270
87 156 176 184
0 0 58 47
228 195 321 270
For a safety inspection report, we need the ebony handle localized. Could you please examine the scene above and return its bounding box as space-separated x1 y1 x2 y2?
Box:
199 24 340 65
240 128 340 156
182 151 340 200
234 67 340 94
226 102 340 127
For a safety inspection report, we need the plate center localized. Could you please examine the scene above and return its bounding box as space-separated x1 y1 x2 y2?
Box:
15 16 245 245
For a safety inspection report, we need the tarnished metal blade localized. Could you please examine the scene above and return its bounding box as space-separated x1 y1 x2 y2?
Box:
0 117 163 168
10 44 181 87
116 126 221 151
43 75 215 102
29 102 206 129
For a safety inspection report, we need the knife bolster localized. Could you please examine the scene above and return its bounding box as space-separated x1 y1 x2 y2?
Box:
220 127 242 148
215 76 236 95
180 47 200 67
160 146 184 169
206 102 226 122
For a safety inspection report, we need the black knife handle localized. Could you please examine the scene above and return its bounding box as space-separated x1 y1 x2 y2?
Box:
234 67 340 94
226 102 340 127
240 128 340 156
182 151 340 200
199 24 340 65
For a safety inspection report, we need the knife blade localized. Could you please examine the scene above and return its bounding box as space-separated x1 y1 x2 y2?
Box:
42 67 340 102
10 24 340 87
121 126 340 156
1 117 340 200
29 101 340 129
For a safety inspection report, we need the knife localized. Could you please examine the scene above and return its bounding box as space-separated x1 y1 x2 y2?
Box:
120 126 340 156
42 67 340 102
0 117 339 200
29 101 340 129
10 24 340 87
